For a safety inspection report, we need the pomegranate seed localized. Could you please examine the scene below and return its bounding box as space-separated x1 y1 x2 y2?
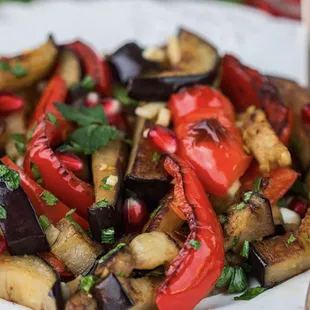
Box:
148 125 177 154
289 198 308 218
85 92 100 107
0 92 23 116
123 197 149 233
55 151 84 173
301 104 310 125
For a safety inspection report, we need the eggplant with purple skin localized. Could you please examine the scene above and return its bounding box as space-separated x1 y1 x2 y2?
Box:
0 170 49 255
125 117 170 209
0 255 63 310
127 28 220 101
108 43 160 84
89 139 128 242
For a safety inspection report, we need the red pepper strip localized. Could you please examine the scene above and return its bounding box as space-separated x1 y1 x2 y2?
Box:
169 85 235 125
23 121 94 219
2 156 89 229
221 54 292 144
39 252 73 277
156 156 224 310
175 108 251 196
0 234 7 255
240 160 298 205
28 74 67 129
0 92 24 117
66 41 112 96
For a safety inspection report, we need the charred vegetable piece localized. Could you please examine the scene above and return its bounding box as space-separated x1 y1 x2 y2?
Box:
0 175 49 255
0 36 58 91
92 273 134 310
0 255 63 310
57 48 82 88
65 290 97 310
128 28 220 101
224 192 275 252
51 218 101 276
108 42 160 84
249 207 310 287
125 117 170 209
89 139 127 242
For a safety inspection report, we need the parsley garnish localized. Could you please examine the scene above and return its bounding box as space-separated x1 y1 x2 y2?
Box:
149 205 161 219
66 209 84 233
114 86 138 106
287 234 296 244
218 214 228 225
39 215 51 231
228 267 248 293
233 202 246 211
0 61 9 71
189 239 201 250
11 134 26 155
11 64 27 77
0 205 7 220
152 152 161 163
80 75 95 91
233 191 253 211
0 165 20 190
216 266 234 288
118 271 127 277
96 198 109 207
80 275 97 294
98 243 126 264
234 287 265 301
231 236 239 247
243 191 253 203
100 176 112 190
40 190 58 206
47 113 58 126
240 240 250 259
101 227 115 244
253 177 262 192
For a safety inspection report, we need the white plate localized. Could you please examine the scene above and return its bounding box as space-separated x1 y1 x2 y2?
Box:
0 1 309 309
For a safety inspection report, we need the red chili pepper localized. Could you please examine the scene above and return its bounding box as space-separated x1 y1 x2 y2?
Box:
175 108 251 196
66 41 112 96
55 151 84 173
39 252 73 277
156 156 224 310
148 125 177 155
289 198 308 218
169 85 235 125
221 54 292 144
24 121 94 219
0 234 7 255
241 160 298 205
0 92 24 117
28 75 67 129
2 156 89 229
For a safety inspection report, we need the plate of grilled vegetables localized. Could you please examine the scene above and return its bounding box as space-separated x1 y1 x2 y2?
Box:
0 14 309 310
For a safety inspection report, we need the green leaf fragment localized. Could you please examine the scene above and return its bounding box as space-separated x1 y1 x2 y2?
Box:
40 190 58 206
11 64 27 77
216 266 234 288
47 113 58 126
80 275 97 294
101 227 115 244
240 240 250 259
39 215 51 231
228 267 248 293
234 287 265 301
0 205 7 220
189 239 201 250
98 243 126 264
0 165 20 190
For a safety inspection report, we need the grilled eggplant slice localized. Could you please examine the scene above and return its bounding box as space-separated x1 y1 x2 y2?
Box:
65 291 97 310
51 218 101 276
0 255 63 310
58 48 82 88
0 36 58 91
108 43 160 84
89 139 127 242
125 117 170 209
128 28 220 101
0 180 49 255
224 192 275 251
249 207 310 287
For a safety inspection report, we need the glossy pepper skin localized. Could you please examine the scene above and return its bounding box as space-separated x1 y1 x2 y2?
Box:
240 160 298 205
156 156 224 310
66 41 112 96
2 156 89 230
220 54 292 144
0 92 24 117
174 107 251 196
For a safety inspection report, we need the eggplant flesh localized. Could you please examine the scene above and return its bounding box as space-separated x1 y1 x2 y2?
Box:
0 255 63 310
128 28 220 101
51 218 101 276
92 273 134 310
65 291 97 310
108 42 160 84
0 181 49 255
223 192 275 252
125 117 170 209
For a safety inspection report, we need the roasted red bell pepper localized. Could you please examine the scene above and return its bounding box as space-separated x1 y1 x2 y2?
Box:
24 120 94 219
28 74 67 129
169 85 235 125
156 156 224 310
66 41 112 96
174 108 251 196
0 92 24 117
221 54 292 144
2 156 89 229
241 160 298 205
